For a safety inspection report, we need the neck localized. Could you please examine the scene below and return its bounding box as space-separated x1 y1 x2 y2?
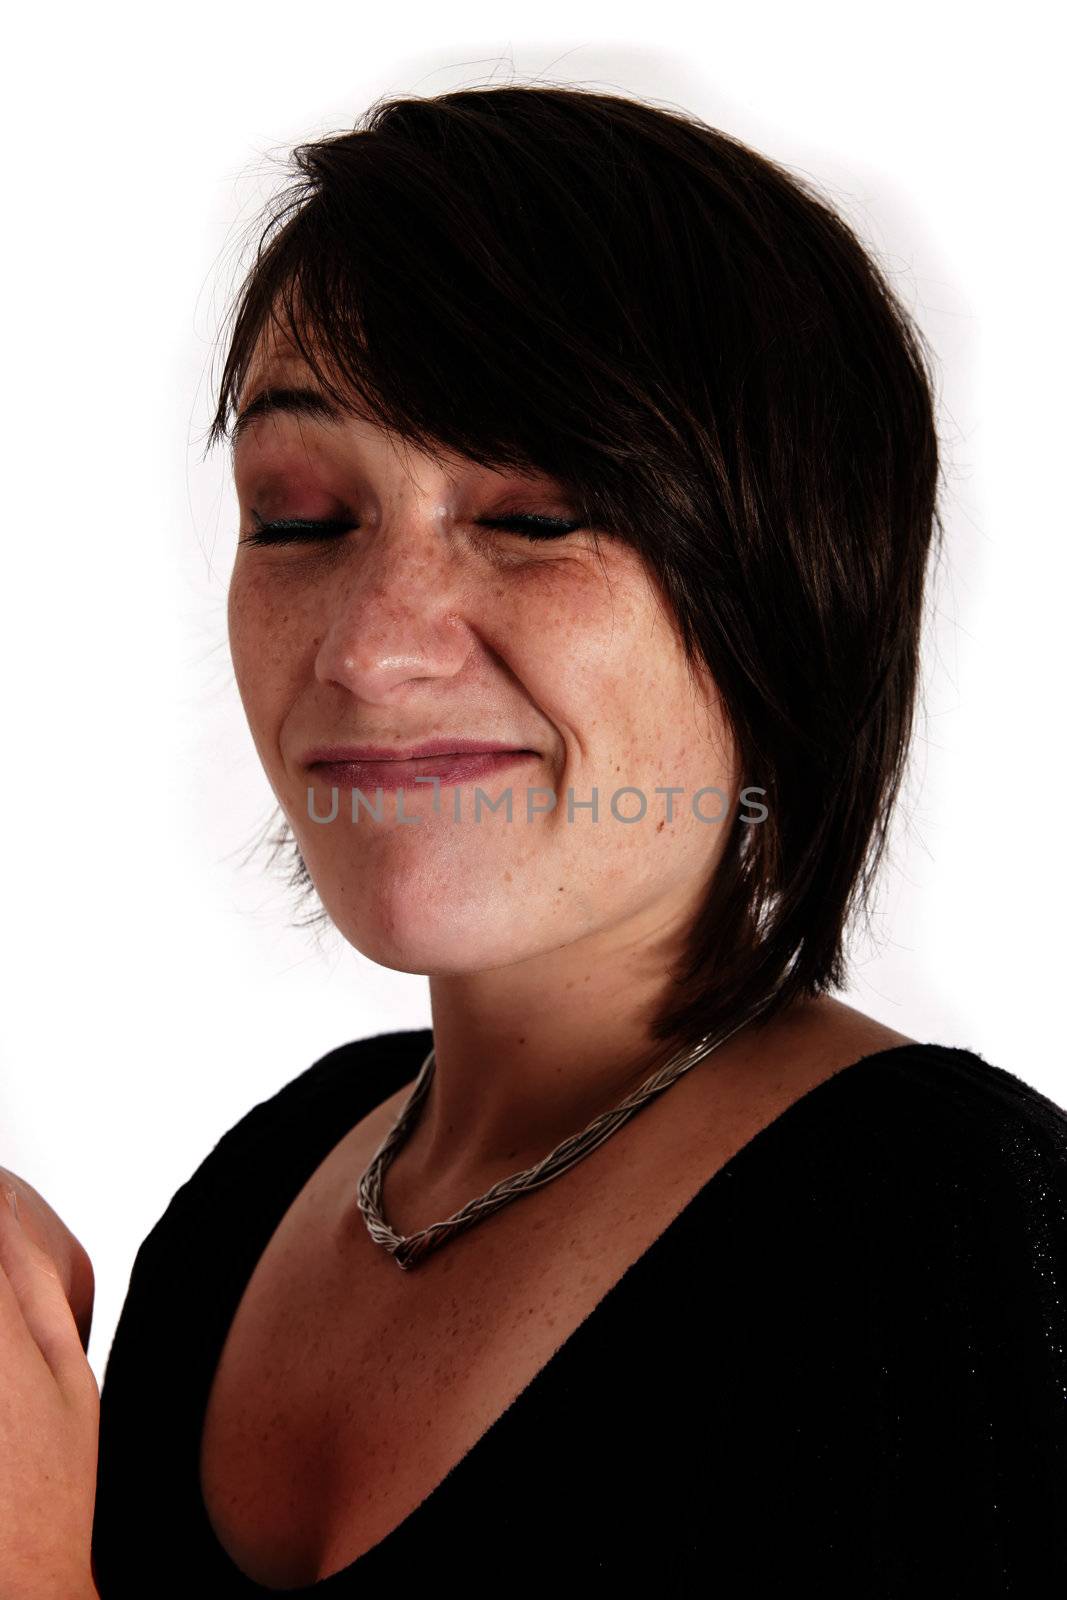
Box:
392 902 724 1212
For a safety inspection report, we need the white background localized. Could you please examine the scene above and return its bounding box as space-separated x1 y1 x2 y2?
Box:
0 2 1062 1387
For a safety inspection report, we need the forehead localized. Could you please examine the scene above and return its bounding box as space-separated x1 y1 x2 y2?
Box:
234 331 561 491
234 331 452 475
237 315 328 406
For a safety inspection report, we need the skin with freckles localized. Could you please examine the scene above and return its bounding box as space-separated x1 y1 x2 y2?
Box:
228 327 753 1203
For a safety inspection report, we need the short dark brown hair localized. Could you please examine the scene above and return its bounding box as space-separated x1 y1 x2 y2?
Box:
208 83 944 1056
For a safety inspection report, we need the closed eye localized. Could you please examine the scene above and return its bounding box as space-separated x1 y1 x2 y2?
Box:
239 514 356 548
239 512 584 547
477 514 584 541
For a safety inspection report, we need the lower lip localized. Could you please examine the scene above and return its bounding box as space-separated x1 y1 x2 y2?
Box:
307 751 538 791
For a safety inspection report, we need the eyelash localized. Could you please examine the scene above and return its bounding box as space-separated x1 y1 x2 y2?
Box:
240 512 584 548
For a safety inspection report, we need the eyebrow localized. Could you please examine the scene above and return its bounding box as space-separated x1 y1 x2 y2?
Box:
231 385 346 447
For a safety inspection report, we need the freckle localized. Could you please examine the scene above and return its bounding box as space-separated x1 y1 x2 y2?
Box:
503 870 512 883
657 819 665 832
558 885 564 891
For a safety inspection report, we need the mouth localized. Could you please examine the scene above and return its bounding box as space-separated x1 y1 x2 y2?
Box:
304 749 539 791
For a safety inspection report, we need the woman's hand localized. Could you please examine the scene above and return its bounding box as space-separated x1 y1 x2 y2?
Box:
0 1169 95 1353
0 1175 100 1599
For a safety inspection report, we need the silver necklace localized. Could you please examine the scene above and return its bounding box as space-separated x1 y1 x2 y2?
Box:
356 1016 753 1271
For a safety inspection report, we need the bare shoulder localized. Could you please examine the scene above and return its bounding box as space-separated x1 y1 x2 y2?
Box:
677 993 919 1137
779 994 918 1063
767 993 919 1093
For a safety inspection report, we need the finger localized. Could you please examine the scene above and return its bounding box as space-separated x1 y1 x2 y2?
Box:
0 1173 96 1349
0 1194 98 1402
0 1171 77 1303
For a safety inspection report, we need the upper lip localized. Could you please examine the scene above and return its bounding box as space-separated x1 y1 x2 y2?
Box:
303 738 535 764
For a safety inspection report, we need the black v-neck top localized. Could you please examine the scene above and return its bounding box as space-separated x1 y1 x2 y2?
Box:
91 1031 1067 1596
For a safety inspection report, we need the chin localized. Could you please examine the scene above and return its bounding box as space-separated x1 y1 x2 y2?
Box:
330 910 527 977
298 843 536 972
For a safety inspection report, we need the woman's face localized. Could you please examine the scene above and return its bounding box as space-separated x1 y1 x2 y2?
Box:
227 335 739 977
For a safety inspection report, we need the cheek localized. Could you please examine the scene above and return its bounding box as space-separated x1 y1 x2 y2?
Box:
540 605 733 827
227 567 306 729
541 589 705 778
509 557 649 712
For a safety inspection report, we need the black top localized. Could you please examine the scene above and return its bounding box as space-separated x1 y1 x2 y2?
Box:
91 1031 1067 1596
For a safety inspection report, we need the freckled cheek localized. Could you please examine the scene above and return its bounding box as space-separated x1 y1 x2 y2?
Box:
517 612 611 762
553 640 666 768
227 571 306 732
576 659 723 796
569 598 724 785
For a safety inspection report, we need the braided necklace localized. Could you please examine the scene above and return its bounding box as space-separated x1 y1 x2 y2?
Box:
357 1016 753 1270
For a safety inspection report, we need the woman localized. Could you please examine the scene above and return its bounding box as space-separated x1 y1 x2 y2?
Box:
3 84 1065 1596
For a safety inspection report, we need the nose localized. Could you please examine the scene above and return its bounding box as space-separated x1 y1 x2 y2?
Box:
312 511 477 703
